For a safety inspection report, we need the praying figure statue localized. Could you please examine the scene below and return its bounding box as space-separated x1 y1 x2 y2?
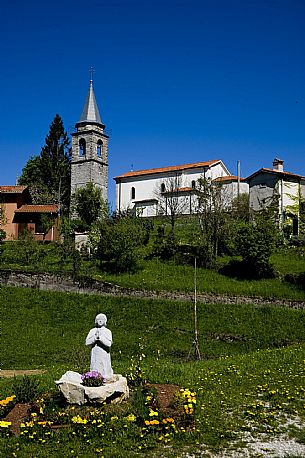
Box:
85 313 114 381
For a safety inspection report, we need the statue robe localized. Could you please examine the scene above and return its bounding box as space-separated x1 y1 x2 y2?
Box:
85 327 113 380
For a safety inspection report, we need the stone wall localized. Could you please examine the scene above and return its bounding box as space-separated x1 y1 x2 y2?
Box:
0 269 304 309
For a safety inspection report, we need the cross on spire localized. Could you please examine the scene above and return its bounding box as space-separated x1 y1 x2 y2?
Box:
89 66 95 82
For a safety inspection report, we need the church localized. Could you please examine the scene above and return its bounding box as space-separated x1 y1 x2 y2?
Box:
0 80 249 240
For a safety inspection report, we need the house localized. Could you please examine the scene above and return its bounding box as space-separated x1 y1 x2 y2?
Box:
114 159 247 216
246 158 305 235
0 186 59 241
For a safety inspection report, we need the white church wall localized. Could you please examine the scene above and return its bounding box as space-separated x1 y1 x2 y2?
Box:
115 161 231 213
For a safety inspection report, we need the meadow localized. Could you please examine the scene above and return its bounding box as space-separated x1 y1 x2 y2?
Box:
1 241 305 301
1 286 305 457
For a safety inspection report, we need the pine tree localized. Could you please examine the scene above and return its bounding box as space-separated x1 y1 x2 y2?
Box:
19 114 71 214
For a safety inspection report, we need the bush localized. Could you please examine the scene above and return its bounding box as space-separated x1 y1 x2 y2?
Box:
220 258 277 280
150 233 178 261
0 229 6 242
233 221 278 279
92 215 147 273
12 376 41 403
284 272 305 290
288 235 305 247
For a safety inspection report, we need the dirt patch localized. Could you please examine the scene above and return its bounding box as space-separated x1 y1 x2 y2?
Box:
4 403 32 435
0 369 47 378
149 383 181 417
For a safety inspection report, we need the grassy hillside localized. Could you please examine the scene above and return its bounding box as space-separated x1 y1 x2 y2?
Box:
1 286 305 456
96 257 305 300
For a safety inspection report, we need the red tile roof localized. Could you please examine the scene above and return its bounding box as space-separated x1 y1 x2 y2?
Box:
161 186 195 194
246 168 303 181
177 187 194 192
114 160 221 180
0 186 28 193
213 175 245 183
15 205 58 214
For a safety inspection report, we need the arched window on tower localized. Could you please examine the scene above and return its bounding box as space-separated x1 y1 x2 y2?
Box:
131 187 136 200
79 139 86 156
97 140 103 157
161 183 165 193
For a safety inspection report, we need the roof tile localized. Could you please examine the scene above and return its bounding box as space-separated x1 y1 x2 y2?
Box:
0 186 27 193
246 168 303 181
15 204 58 214
115 160 220 180
213 175 245 182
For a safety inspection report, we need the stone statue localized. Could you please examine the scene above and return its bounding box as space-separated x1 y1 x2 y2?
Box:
85 313 114 381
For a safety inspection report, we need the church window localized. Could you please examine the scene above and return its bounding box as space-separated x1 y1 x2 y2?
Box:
161 183 165 193
191 180 196 189
97 140 103 157
79 139 86 156
131 187 136 200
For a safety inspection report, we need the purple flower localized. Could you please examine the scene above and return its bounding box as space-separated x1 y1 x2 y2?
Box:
81 371 105 387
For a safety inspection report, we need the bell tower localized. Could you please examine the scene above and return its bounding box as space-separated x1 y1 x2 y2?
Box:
71 80 109 202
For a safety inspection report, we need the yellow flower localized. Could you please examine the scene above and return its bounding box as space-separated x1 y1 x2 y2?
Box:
151 419 159 425
126 414 136 422
0 421 11 428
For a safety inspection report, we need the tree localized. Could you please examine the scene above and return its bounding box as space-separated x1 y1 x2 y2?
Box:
154 175 188 236
19 114 71 214
231 193 250 222
72 183 108 230
194 177 230 267
237 219 277 278
90 214 146 273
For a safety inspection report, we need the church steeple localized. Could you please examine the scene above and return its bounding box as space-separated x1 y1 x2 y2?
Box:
71 80 109 204
78 80 104 126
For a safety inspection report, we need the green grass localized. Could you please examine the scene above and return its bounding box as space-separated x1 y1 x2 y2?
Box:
1 286 305 456
96 257 305 300
1 241 305 300
1 286 305 371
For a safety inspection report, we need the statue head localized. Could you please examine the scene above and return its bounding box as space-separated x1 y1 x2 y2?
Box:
95 313 107 328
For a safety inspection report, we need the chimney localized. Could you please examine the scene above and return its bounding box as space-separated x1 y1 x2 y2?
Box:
273 158 284 172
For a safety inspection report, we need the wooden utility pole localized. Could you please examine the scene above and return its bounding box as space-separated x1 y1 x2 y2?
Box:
188 257 201 360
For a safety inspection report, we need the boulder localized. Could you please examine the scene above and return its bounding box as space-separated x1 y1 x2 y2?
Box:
55 371 129 405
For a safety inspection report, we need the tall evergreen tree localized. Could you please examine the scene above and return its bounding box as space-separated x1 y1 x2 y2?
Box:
19 114 71 214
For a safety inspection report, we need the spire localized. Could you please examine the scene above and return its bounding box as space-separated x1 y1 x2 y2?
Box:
78 80 103 125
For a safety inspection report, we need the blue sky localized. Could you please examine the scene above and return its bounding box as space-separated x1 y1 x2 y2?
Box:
1 0 304 207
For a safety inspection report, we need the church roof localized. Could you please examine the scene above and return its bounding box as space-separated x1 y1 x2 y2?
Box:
115 160 221 180
78 80 103 125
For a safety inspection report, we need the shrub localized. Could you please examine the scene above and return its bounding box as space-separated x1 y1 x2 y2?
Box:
0 229 6 243
284 272 305 290
12 376 41 403
288 235 305 247
92 215 147 273
234 221 277 279
150 233 178 261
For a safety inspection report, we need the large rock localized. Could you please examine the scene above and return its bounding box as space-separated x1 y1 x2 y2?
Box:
55 371 129 405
